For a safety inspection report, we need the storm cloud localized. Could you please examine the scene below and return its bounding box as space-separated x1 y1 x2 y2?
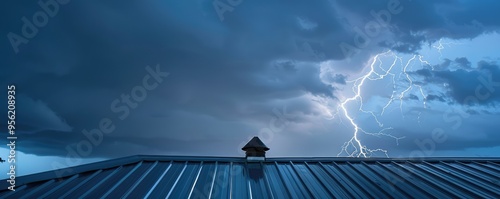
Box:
1 0 500 166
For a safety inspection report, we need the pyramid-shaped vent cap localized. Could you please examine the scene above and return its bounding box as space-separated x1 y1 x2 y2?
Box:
242 136 270 151
242 137 269 159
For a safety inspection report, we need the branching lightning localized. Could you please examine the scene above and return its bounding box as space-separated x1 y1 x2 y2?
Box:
335 51 399 158
334 50 435 158
431 38 463 68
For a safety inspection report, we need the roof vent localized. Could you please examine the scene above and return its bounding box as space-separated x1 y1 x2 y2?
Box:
242 136 269 161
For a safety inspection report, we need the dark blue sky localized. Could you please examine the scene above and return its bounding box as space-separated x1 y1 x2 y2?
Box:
1 0 500 175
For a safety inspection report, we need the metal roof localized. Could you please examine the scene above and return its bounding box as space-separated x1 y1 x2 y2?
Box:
1 155 499 198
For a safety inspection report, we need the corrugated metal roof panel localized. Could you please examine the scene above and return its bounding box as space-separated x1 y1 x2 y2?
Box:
1 156 499 198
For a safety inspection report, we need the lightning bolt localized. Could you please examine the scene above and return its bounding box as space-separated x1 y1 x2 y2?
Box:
431 38 463 66
328 35 457 158
334 49 438 158
335 51 404 158
432 39 447 57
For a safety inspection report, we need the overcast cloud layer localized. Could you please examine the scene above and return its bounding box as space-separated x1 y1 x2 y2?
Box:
1 0 500 175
